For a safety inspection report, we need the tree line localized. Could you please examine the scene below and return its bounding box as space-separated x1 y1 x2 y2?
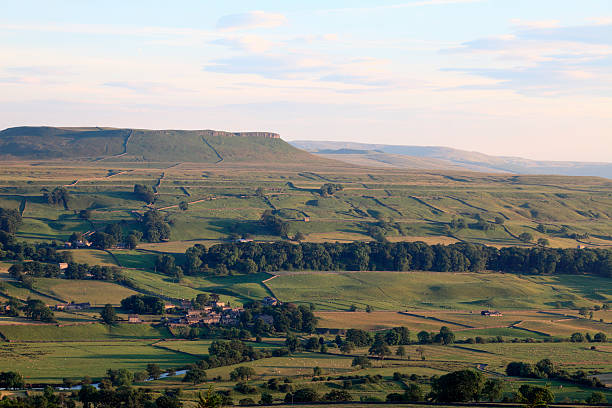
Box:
182 240 612 277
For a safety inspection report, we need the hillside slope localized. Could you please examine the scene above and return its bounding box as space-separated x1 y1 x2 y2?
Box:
0 127 321 163
291 140 612 179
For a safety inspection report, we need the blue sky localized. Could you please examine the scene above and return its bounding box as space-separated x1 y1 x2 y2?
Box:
1 0 611 161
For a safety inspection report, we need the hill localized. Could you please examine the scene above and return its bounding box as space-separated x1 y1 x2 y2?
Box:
0 126 322 163
291 140 612 179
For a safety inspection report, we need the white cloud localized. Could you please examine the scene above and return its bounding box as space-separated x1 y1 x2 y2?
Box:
216 11 287 31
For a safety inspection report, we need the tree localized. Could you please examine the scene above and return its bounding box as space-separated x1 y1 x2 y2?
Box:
346 328 372 347
126 233 140 249
146 363 162 380
594 332 607 342
121 294 165 315
417 330 431 344
494 216 505 225
323 389 352 402
518 384 554 408
89 231 116 249
293 231 306 242
285 388 319 403
179 200 189 211
396 345 406 358
79 209 92 220
100 304 117 325
351 355 372 368
369 334 391 359
134 184 156 204
0 207 22 233
197 386 223 408
106 368 133 387
78 384 99 408
404 383 424 402
0 371 25 389
365 304 373 313
570 332 584 342
156 394 182 408
519 232 533 243
183 367 207 385
435 326 455 345
260 392 273 405
22 298 54 322
586 391 607 405
340 341 354 354
230 366 256 381
535 358 555 377
431 370 485 402
482 378 505 401
537 238 550 247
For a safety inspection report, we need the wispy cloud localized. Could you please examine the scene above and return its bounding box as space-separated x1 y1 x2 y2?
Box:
320 0 484 13
216 11 287 31
204 54 328 79
210 35 274 53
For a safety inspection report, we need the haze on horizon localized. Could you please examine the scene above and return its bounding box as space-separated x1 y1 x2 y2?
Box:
1 0 611 162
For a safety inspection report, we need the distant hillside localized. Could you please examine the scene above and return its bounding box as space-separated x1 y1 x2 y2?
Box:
291 140 612 179
0 127 319 163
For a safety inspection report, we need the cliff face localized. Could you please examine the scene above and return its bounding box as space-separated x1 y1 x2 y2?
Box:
234 132 280 139
206 131 280 139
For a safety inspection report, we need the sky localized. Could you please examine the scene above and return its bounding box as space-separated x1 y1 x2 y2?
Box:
1 0 611 162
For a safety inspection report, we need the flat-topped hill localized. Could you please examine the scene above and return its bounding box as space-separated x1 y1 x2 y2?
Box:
0 126 311 163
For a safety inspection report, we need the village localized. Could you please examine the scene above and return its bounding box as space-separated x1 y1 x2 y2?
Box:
52 296 281 328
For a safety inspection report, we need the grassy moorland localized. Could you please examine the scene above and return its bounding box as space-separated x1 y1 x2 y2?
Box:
0 156 610 248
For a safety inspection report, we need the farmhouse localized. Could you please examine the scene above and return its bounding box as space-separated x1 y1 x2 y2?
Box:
128 314 142 323
262 296 279 306
481 310 503 317
55 302 91 311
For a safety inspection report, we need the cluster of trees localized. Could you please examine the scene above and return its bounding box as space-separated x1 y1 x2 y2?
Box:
0 233 71 263
184 340 280 380
9 261 62 279
242 301 317 333
43 186 70 206
0 207 22 234
120 295 165 315
0 371 25 389
133 184 156 204
416 326 456 345
22 298 54 322
184 240 612 277
319 183 343 197
259 210 289 238
0 295 54 323
284 388 351 403
141 209 170 242
88 224 142 249
8 261 129 287
507 359 607 388
155 254 184 281
570 331 607 343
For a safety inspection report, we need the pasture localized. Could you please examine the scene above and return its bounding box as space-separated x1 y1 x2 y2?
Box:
0 340 196 382
1 159 611 249
267 271 608 311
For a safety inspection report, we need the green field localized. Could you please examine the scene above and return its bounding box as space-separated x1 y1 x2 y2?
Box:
0 323 172 342
33 278 139 305
267 271 609 310
0 340 196 382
